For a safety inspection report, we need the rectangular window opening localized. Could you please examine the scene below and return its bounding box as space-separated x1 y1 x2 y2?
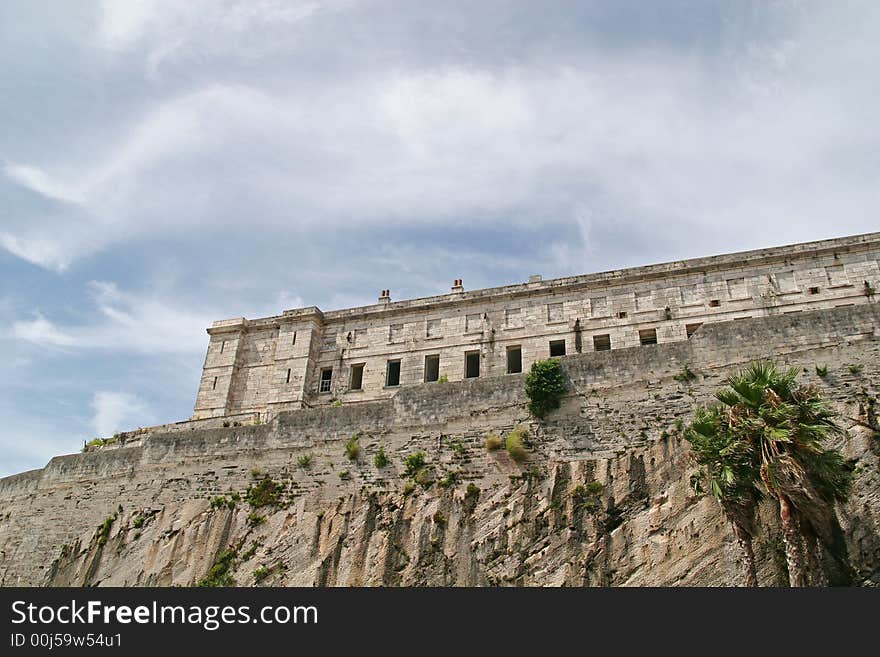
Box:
639 328 658 345
549 339 566 357
808 286 820 295
386 360 401 387
319 368 332 393
212 376 218 390
286 368 291 384
617 311 628 319
708 299 721 308
506 346 522 374
424 355 440 382
292 331 297 345
350 364 364 390
220 340 226 354
465 351 480 378
686 323 702 338
593 334 611 351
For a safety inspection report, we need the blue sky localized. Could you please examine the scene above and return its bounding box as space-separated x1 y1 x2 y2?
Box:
1 1 878 477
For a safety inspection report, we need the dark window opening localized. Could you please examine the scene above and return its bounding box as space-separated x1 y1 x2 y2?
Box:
424 355 440 382
319 368 332 393
686 323 702 338
292 331 297 345
549 339 566 357
386 360 401 387
220 340 226 353
617 311 628 319
286 368 291 384
465 351 480 378
708 299 721 307
808 286 820 295
212 376 218 390
350 364 364 390
506 346 522 374
593 334 611 351
639 328 658 345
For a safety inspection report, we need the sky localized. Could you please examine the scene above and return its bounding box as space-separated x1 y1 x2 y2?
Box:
1 1 878 477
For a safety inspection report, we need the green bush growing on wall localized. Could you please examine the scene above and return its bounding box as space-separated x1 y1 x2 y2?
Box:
524 359 567 418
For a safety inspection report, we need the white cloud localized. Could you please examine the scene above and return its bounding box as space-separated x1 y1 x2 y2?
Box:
2 163 86 204
91 391 152 438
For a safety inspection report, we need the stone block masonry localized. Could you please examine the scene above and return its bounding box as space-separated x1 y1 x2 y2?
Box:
192 232 880 420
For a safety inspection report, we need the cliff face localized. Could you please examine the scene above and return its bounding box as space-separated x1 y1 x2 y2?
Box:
1 305 879 587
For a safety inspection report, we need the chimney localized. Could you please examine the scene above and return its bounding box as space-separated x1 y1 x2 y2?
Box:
378 289 391 304
528 274 543 284
451 278 464 294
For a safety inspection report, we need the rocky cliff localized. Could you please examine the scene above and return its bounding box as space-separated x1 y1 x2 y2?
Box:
1 305 878 586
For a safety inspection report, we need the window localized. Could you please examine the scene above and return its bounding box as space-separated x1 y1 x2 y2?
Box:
286 368 291 384
549 339 566 357
466 313 482 332
808 286 820 295
708 299 721 308
505 308 522 328
639 328 658 345
825 265 848 286
349 364 364 390
593 334 611 351
547 302 564 323
617 311 628 319
212 376 218 390
686 323 702 338
389 324 403 343
465 351 480 378
635 291 652 311
506 346 522 374
590 297 608 317
292 331 297 346
319 368 332 393
424 355 440 382
220 340 226 354
426 319 441 338
385 360 401 387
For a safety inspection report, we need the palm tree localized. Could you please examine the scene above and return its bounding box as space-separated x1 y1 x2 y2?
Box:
711 361 854 586
685 406 761 586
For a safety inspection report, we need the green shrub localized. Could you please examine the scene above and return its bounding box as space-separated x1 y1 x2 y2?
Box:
198 547 237 587
815 364 828 377
247 512 266 527
245 477 283 508
210 495 236 510
253 566 270 583
332 399 343 408
485 433 503 451
505 427 529 463
848 364 863 376
439 471 458 488
437 375 448 384
132 514 145 529
338 469 350 480
674 365 697 383
432 511 446 526
374 446 388 468
345 434 361 460
96 514 115 547
463 483 480 514
413 468 433 487
296 454 313 469
524 359 567 418
403 451 426 478
403 481 416 496
451 439 466 458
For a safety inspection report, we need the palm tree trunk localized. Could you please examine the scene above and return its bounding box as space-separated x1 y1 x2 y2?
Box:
733 523 758 587
779 495 807 586
804 532 826 586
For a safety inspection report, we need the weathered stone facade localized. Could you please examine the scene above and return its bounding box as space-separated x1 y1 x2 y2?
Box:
193 232 880 420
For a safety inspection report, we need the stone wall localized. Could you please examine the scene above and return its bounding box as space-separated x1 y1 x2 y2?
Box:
192 232 880 420
0 303 878 586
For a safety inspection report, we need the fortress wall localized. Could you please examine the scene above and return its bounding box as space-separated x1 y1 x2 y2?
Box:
192 233 880 417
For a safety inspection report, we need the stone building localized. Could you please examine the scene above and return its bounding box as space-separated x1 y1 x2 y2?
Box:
193 231 880 420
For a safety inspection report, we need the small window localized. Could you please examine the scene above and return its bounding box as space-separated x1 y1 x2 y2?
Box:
389 324 403 343
424 355 440 382
212 376 218 390
686 323 702 338
426 319 441 338
708 299 721 308
286 368 291 384
549 339 566 357
319 368 332 393
465 351 480 378
617 311 628 319
593 334 611 351
505 308 522 328
639 328 657 345
220 340 226 354
350 364 364 390
547 302 564 323
385 360 401 387
808 286 820 295
466 313 482 332
506 346 522 374
292 331 297 346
